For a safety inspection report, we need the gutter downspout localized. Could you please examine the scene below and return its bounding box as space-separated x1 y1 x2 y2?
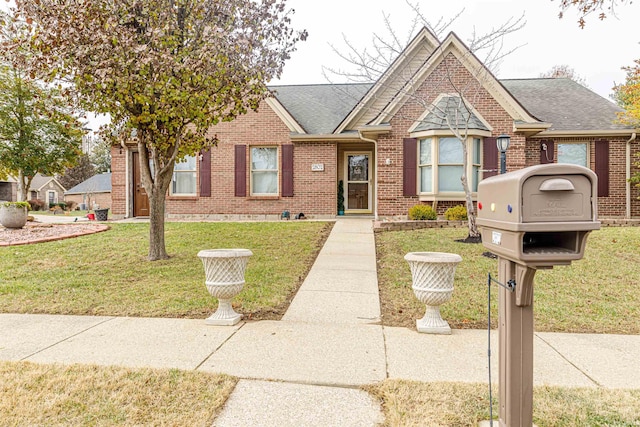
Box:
626 132 637 219
358 131 379 220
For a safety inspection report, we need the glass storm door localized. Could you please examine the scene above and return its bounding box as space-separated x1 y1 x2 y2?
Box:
345 152 371 212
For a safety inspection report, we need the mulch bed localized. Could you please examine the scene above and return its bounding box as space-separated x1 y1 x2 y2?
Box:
0 222 110 246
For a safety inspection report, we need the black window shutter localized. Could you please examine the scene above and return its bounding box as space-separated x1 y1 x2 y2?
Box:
403 138 417 196
595 139 609 197
281 144 294 197
540 140 554 164
199 148 211 197
483 137 498 179
234 145 246 197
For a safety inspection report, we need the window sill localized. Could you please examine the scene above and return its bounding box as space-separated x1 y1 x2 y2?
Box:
419 193 477 202
247 195 280 200
168 195 198 201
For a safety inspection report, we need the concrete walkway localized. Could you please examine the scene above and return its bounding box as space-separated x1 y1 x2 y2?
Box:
1 219 639 426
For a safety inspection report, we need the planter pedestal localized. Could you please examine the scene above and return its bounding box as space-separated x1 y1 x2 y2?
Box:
197 249 253 325
404 252 462 334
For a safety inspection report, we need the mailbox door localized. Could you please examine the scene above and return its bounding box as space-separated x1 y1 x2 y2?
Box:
522 174 592 223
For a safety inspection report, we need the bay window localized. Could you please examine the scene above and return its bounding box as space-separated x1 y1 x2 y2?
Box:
419 136 482 195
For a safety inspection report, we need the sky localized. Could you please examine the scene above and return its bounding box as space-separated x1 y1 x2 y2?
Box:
2 1 638 131
273 0 639 101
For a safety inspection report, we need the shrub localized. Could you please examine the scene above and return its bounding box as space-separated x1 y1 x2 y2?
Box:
444 205 468 221
65 201 77 211
28 199 46 211
408 204 437 220
2 201 31 210
57 202 67 210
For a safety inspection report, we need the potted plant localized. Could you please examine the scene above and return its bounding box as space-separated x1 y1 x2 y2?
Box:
0 201 31 229
337 180 345 215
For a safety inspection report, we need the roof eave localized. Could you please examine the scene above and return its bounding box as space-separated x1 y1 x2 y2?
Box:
531 129 637 138
290 132 364 142
514 122 552 137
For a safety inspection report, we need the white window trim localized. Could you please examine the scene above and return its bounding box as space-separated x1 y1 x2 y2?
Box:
170 155 197 196
418 135 483 201
250 146 279 196
47 190 57 206
557 141 590 167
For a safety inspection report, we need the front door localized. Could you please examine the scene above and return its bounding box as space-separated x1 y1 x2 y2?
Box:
132 152 150 217
345 152 372 213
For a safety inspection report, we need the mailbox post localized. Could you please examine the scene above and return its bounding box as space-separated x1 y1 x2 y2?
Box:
477 164 600 426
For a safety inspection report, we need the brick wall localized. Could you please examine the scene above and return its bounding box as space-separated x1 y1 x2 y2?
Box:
376 53 519 217
65 192 111 210
163 106 338 217
111 146 127 216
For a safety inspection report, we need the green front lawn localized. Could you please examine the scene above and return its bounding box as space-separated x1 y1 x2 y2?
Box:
0 222 331 318
376 226 640 334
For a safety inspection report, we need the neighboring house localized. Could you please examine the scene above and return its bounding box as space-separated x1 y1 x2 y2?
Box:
110 28 639 220
65 172 112 210
25 174 66 206
1 174 67 205
0 177 17 202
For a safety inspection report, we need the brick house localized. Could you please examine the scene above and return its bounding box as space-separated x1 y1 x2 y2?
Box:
110 29 639 220
64 172 112 210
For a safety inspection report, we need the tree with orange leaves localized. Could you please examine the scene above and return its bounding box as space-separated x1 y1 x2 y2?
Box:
614 59 640 195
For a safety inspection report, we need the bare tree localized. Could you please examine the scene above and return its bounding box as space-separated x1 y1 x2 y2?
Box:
540 64 590 87
325 1 525 238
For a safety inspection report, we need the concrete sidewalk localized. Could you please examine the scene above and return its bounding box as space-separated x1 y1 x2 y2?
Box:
1 219 639 426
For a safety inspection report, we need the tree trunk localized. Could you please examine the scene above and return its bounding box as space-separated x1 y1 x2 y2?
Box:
148 184 169 261
460 173 480 238
17 170 26 201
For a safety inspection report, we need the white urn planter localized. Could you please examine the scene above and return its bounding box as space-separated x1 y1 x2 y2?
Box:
0 203 29 229
197 249 253 326
404 252 462 334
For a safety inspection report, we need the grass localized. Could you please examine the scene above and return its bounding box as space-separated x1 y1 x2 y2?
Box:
375 226 640 334
0 361 236 426
366 380 640 427
0 221 331 319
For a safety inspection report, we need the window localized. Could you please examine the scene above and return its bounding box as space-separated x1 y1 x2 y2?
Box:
251 147 278 195
171 155 197 195
557 142 588 167
419 136 482 195
419 139 432 192
47 191 57 208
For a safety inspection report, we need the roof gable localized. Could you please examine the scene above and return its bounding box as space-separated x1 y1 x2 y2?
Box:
335 27 441 134
365 32 541 129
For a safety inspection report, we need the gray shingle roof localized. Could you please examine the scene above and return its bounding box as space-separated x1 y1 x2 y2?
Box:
269 84 372 134
65 173 112 195
413 96 489 132
501 78 628 131
269 78 630 135
29 174 56 191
